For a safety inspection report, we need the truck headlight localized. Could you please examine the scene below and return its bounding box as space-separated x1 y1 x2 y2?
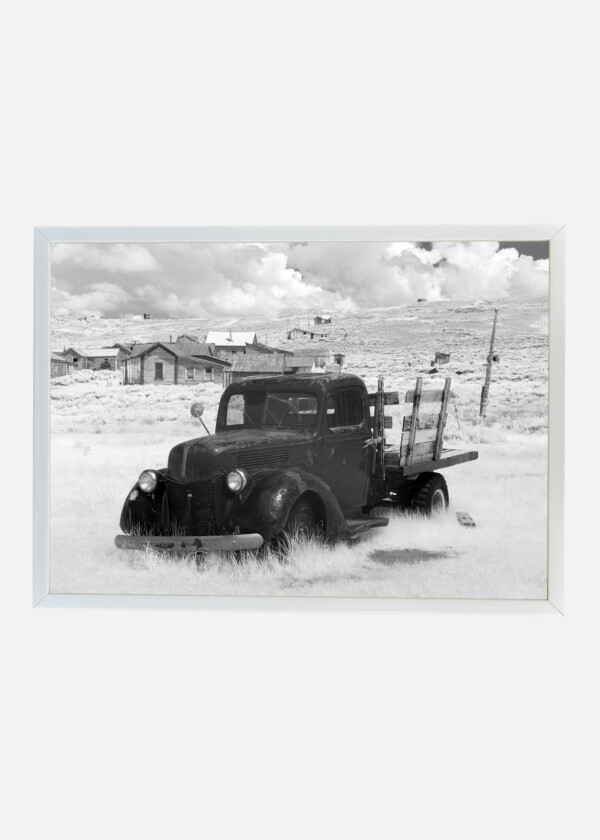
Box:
138 470 158 493
225 469 249 493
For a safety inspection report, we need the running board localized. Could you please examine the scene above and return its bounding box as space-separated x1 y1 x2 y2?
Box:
345 516 389 539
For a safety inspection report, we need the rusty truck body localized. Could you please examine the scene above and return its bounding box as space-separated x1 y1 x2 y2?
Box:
115 372 478 552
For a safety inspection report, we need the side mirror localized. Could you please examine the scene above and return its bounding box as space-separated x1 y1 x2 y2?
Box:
190 401 210 434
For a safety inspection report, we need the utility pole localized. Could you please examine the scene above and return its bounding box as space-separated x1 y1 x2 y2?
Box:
480 308 499 418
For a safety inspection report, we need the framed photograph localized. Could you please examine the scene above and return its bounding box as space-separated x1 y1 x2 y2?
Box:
33 226 564 613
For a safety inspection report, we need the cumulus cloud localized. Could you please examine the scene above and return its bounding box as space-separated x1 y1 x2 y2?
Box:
52 243 161 273
50 240 548 318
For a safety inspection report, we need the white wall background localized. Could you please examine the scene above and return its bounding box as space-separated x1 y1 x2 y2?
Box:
1 1 597 838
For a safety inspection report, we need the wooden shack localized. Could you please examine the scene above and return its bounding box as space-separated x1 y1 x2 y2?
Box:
314 314 332 325
433 351 450 366
50 353 74 378
59 347 89 368
123 342 231 385
287 327 328 341
81 347 124 371
205 331 258 360
286 351 328 373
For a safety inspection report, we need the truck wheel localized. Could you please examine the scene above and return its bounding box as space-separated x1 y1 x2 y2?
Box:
283 498 319 542
412 473 449 516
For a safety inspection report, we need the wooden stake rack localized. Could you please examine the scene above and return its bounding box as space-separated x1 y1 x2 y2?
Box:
369 376 452 478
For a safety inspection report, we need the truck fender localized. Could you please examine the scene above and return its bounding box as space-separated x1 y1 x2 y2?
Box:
119 469 168 535
236 468 348 542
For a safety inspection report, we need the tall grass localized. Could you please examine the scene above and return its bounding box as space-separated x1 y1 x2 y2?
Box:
49 294 549 598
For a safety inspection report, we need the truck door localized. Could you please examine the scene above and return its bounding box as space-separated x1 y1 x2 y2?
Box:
319 387 371 514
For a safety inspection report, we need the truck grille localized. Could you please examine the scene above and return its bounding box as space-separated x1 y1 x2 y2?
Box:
167 478 218 535
237 448 288 470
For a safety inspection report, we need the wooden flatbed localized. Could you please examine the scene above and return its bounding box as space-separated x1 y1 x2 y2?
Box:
383 446 478 477
369 376 479 483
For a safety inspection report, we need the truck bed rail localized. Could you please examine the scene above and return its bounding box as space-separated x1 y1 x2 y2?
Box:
384 447 478 477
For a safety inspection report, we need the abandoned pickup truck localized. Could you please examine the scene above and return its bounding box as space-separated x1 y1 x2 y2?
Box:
115 372 478 552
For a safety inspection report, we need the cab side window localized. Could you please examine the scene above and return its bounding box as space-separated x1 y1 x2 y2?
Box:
326 389 365 430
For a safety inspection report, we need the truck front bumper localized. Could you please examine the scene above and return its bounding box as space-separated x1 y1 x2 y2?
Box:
114 533 264 552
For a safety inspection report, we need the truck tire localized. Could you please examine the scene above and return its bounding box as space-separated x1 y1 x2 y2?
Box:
283 498 319 542
412 473 449 516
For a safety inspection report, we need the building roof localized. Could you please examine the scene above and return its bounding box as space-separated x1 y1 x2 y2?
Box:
232 355 287 373
51 353 73 363
127 342 156 359
251 342 292 355
171 341 217 358
125 342 231 366
62 347 88 357
206 331 257 347
287 327 328 337
80 348 121 358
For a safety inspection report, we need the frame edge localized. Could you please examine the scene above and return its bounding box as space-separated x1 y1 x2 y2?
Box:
33 229 51 606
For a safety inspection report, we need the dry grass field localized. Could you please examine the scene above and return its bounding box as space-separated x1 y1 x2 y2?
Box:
49 294 548 598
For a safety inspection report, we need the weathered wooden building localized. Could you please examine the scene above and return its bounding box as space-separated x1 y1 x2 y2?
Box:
58 347 89 368
109 342 134 355
314 314 332 325
222 353 287 387
123 342 231 385
287 327 328 341
205 331 258 360
81 347 124 371
332 352 345 367
50 353 74 378
286 351 328 373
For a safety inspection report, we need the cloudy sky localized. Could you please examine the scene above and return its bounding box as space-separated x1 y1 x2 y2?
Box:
51 240 549 319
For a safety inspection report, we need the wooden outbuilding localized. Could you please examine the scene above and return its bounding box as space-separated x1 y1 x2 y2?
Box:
205 331 258 360
122 342 231 385
81 347 124 371
286 351 328 373
287 327 328 341
58 347 89 368
433 351 450 366
222 354 287 388
50 353 74 378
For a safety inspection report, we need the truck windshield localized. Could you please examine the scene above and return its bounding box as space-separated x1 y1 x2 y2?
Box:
225 391 318 428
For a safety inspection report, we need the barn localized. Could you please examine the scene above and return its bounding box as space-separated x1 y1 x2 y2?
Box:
222 353 287 387
122 342 231 385
50 353 74 378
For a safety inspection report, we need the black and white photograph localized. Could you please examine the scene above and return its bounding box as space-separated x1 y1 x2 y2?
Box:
48 237 550 599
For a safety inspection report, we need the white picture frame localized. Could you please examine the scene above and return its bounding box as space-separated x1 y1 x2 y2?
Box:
34 225 564 614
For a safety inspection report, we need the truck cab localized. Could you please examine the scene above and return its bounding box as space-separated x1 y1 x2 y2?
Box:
116 373 478 552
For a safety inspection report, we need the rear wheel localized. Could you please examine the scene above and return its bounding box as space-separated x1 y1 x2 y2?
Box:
412 473 449 516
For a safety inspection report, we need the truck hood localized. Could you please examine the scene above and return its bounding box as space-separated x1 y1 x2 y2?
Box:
167 428 318 481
